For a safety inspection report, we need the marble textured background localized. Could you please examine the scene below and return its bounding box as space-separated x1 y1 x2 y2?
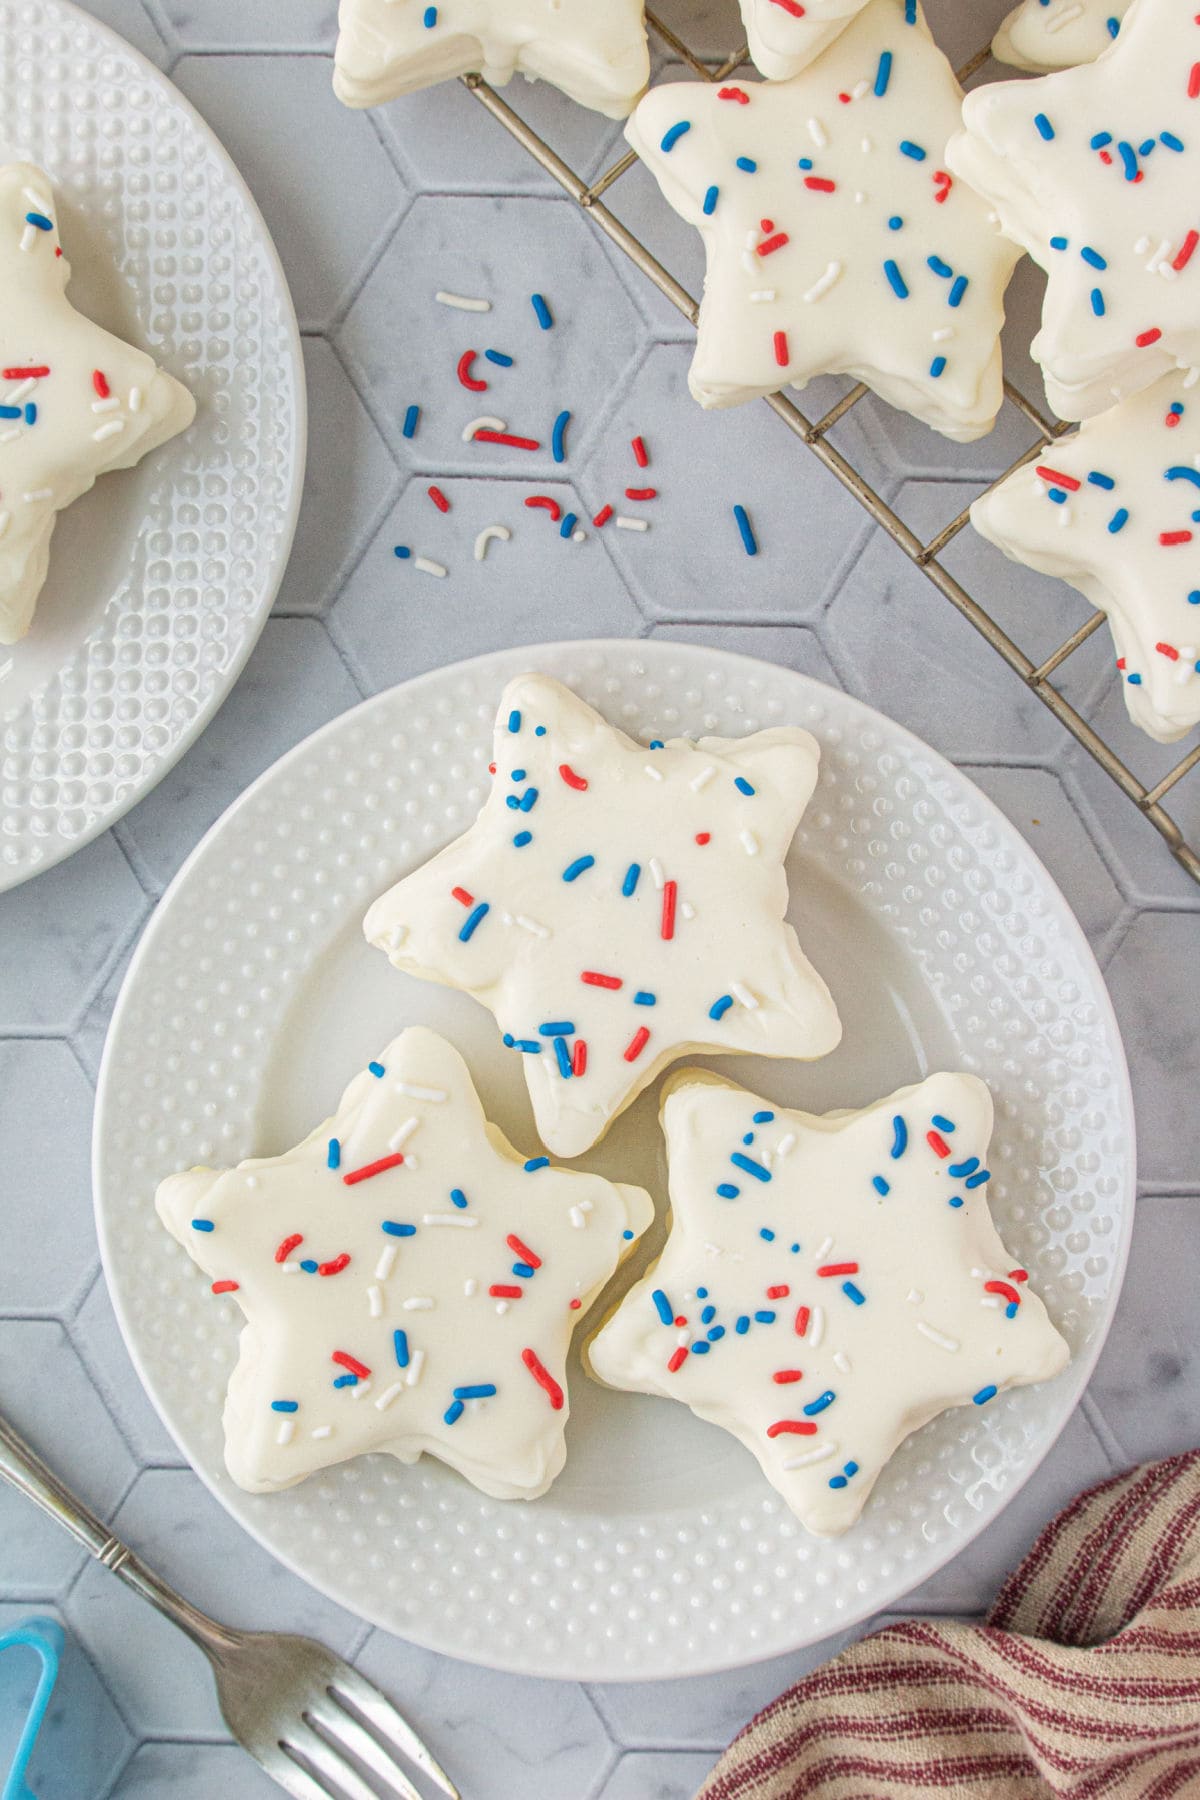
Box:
2 1 1198 1795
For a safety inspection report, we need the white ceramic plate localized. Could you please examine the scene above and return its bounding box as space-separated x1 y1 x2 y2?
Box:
0 0 304 893
93 640 1134 1681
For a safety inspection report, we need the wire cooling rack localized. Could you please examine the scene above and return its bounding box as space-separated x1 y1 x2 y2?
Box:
460 11 1200 887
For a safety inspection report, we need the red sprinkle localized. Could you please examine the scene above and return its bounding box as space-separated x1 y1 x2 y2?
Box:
927 1130 952 1159
757 232 790 257
211 1280 239 1295
766 1284 790 1300
456 349 487 392
4 365 49 379
803 177 835 193
92 370 110 398
1135 328 1163 348
428 485 450 513
275 1233 303 1264
766 1420 818 1438
490 1284 523 1299
526 495 561 521
770 0 806 13
695 832 711 845
772 1369 804 1384
1010 1268 1029 1283
342 1152 405 1186
581 971 622 988
985 1279 1021 1308
1189 60 1200 99
817 1262 859 1278
661 880 677 941
569 1298 582 1309
773 330 789 367
559 763 588 790
507 1233 542 1269
933 170 953 205
1157 641 1181 660
624 1025 651 1063
717 86 750 103
794 1305 810 1338
632 436 649 467
521 1347 564 1408
592 505 614 527
1174 230 1200 272
572 1038 587 1077
452 886 474 906
1036 466 1081 491
318 1253 351 1277
625 487 657 501
667 1345 689 1372
332 1351 371 1379
1161 530 1193 546
473 429 541 450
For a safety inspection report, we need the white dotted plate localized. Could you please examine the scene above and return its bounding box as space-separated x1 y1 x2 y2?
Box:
0 0 304 892
93 641 1134 1680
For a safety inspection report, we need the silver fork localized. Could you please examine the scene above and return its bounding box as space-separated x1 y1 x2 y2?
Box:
0 1409 459 1800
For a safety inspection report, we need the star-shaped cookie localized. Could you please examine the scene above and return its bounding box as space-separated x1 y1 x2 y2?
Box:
625 0 1021 440
0 162 195 646
738 0 869 83
973 375 1200 743
993 0 1129 72
948 0 1200 422
157 1028 653 1499
364 674 841 1160
587 1070 1069 1536
333 0 650 118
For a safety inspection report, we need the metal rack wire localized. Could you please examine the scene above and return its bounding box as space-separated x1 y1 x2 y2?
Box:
462 12 1200 886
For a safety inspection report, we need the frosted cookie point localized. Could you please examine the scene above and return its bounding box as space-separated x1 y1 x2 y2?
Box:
156 1028 654 1500
364 674 842 1158
993 0 1129 73
972 375 1200 743
947 0 1200 422
738 0 870 83
333 0 650 119
625 0 1020 441
587 1070 1069 1536
0 163 194 646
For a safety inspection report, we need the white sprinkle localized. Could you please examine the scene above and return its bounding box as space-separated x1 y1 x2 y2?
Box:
22 188 49 208
92 419 126 442
572 529 586 543
569 1205 587 1228
644 763 663 781
981 1294 1003 1310
436 290 490 311
833 1350 852 1374
776 1133 796 1158
815 1236 833 1260
463 415 506 441
375 1245 398 1281
809 1306 825 1349
311 1425 333 1440
515 914 550 938
1146 236 1171 274
649 856 666 889
854 191 867 205
851 78 869 99
349 1379 372 1400
276 1420 295 1446
495 1300 510 1316
367 1284 383 1318
731 981 758 1010
405 1350 425 1387
1134 234 1152 256
807 117 828 149
860 136 873 154
422 1212 479 1228
375 1382 404 1411
740 830 759 856
803 261 842 304
386 924 409 951
703 1241 724 1257
681 900 695 921
931 326 954 343
749 289 776 303
579 1199 594 1214
1046 2 1084 29
783 1441 835 1470
414 557 447 578
244 1176 259 1190
0 429 20 444
91 395 121 413
907 1288 923 1304
395 1081 446 1102
280 1261 300 1276
917 1321 960 1352
690 765 716 791
475 524 511 562
129 387 142 413
615 515 649 531
5 379 35 404
20 224 37 253
403 1296 435 1311
464 1277 478 1296
22 488 52 503
405 1155 420 1171
388 1117 421 1152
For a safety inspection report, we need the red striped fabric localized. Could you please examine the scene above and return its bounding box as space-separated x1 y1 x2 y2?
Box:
697 1453 1200 1800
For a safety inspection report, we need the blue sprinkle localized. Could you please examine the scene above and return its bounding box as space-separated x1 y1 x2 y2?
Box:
24 211 52 231
734 1316 750 1337
696 1288 708 1299
898 140 926 161
382 1222 417 1237
930 356 947 379
271 1400 299 1413
691 1341 711 1355
393 1330 409 1368
709 995 734 1020
927 255 953 278
874 50 892 96
300 1259 318 1274
191 1219 215 1232
535 725 546 734
759 1228 775 1242
520 787 538 812
524 1157 550 1172
507 709 522 733
798 158 813 171
393 545 411 560
531 295 553 331
1090 132 1112 150
539 1020 575 1036
512 1039 542 1054
634 991 657 1007
703 185 719 215
1108 508 1129 534
562 855 595 882
742 1133 754 1146
1087 471 1115 489
368 1061 386 1078
23 403 35 425
803 1389 836 1416
829 1475 848 1489
1161 131 1184 152
1033 112 1055 141
1191 591 1200 606
948 275 969 308
423 4 437 24
623 1229 634 1239
1048 489 1068 506
402 404 420 439
1080 246 1107 270
965 1169 992 1188
1107 15 1119 35
872 1176 890 1196
1166 465 1200 490
883 258 909 299
1090 288 1106 317
1117 141 1138 181
459 902 489 942
707 1326 725 1341
484 349 513 366
716 1183 740 1199
622 862 640 896
731 1152 771 1183
553 1037 572 1079
931 1115 955 1133
513 830 532 847
973 1385 998 1406
443 1400 465 1425
842 1282 866 1306
1050 235 1069 250
333 1374 358 1388
661 120 692 152
888 215 904 231
651 1289 674 1325
327 1139 340 1171
1138 138 1156 158
451 1189 469 1209
454 1384 497 1400
734 776 756 796
649 740 665 749
552 410 570 464
732 504 758 556
845 1461 859 1476
753 1111 775 1123
735 156 757 172
1127 672 1142 685
1007 1302 1019 1319
891 1116 908 1159
559 512 578 539
948 1157 979 1178
754 1310 777 1324
700 1304 716 1325
948 1196 964 1209
904 0 915 19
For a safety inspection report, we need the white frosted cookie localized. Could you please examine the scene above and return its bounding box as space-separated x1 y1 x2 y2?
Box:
993 0 1130 72
625 0 1021 441
364 674 841 1160
157 1028 653 1500
973 376 1200 743
0 163 194 646
948 0 1200 422
333 0 650 118
738 0 869 83
587 1070 1069 1537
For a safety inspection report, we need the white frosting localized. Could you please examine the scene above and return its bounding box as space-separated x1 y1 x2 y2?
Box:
587 1070 1069 1538
738 0 869 83
625 0 1021 441
333 0 650 118
157 1028 653 1500
0 163 194 646
364 674 841 1160
993 0 1130 73
947 0 1200 422
973 374 1200 743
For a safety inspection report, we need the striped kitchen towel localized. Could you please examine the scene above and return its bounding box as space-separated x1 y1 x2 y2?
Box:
697 1452 1200 1799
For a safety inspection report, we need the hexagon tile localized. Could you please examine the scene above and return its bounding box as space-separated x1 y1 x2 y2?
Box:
3 0 1198 1796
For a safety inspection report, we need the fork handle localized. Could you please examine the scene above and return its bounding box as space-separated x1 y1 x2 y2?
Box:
0 1409 237 1654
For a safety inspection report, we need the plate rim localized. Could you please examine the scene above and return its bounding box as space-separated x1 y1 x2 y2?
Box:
93 637 1137 1681
0 0 308 895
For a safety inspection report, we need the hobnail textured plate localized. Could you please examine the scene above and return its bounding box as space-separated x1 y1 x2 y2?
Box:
93 641 1134 1681
0 0 304 892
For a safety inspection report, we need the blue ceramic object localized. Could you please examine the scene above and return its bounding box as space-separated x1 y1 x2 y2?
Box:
0 1619 63 1800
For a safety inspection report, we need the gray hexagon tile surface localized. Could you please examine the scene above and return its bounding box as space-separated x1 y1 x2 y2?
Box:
2 0 1198 1796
